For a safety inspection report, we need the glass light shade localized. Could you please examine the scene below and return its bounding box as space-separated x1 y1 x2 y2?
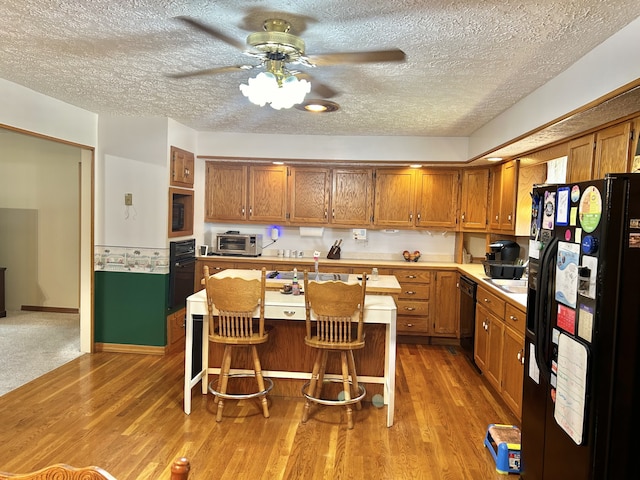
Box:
240 72 310 110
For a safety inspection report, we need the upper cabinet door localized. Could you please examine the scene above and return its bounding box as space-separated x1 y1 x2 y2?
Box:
248 165 288 222
332 168 373 226
460 168 489 230
288 167 331 224
594 121 633 178
170 146 195 188
566 134 595 183
373 168 417 227
499 160 518 231
415 169 459 229
489 165 502 230
205 163 247 222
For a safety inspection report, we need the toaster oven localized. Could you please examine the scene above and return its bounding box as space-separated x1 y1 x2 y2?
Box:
212 232 263 257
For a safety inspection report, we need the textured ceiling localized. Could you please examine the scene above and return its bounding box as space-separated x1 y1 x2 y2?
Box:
0 0 636 141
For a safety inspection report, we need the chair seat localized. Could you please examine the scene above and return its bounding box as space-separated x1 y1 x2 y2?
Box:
210 331 269 345
305 336 365 350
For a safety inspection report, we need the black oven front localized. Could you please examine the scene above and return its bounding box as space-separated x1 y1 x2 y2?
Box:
169 239 196 310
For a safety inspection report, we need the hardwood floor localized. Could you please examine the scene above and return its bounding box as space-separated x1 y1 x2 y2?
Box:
0 344 519 479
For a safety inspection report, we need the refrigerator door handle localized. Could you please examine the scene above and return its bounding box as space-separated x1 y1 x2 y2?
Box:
534 236 558 383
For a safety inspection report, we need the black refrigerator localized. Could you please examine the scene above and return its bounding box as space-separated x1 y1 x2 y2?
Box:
521 174 640 479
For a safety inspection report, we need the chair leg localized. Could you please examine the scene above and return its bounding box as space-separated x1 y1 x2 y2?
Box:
251 345 270 418
316 350 329 398
302 349 323 424
347 350 362 411
341 351 354 429
216 346 233 422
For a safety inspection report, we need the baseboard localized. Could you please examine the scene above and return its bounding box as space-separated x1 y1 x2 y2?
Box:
94 342 167 356
21 305 79 314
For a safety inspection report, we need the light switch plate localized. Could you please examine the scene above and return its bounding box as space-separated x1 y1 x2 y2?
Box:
124 193 133 206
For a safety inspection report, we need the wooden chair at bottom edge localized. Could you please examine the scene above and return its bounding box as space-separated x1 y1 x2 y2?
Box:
0 456 190 480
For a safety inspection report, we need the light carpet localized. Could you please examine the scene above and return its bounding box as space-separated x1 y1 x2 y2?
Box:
0 310 82 396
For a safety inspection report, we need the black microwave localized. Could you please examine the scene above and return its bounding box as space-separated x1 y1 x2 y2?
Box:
172 203 185 231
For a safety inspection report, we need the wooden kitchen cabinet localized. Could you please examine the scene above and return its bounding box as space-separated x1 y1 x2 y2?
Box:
594 121 633 178
288 167 331 224
205 163 247 222
415 169 460 229
431 270 458 336
288 167 374 227
393 268 431 335
502 319 525 417
566 120 635 182
489 160 518 233
373 168 416 228
566 133 595 183
195 259 236 291
205 162 287 223
167 307 186 352
475 285 525 419
332 168 374 226
460 167 489 231
170 146 194 188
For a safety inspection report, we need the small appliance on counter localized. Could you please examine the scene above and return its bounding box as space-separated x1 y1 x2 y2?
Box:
483 239 524 279
212 231 263 257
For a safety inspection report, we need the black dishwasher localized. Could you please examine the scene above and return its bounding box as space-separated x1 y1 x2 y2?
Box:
458 275 478 368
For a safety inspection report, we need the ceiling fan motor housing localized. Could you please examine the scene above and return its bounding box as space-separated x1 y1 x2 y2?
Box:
246 19 305 61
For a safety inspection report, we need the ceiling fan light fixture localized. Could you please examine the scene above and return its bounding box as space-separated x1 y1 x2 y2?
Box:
240 71 310 110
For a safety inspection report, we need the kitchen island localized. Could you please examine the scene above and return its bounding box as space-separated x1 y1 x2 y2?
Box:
184 269 400 427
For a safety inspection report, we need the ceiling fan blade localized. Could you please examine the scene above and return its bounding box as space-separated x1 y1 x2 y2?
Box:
295 73 338 99
167 65 255 79
175 16 246 51
306 48 406 66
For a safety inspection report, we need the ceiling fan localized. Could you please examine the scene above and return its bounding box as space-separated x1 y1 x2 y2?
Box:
170 16 406 108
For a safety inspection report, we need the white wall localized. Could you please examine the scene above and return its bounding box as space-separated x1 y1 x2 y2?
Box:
197 131 469 162
96 116 171 248
203 223 457 262
0 132 81 310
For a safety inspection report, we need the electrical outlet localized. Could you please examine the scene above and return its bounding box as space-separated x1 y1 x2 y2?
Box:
124 193 133 206
353 228 367 240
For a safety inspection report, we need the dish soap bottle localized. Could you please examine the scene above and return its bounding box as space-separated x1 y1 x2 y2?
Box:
292 268 301 295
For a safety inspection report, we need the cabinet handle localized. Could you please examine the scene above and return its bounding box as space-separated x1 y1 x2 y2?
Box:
417 213 421 222
461 212 466 222
283 310 296 316
509 315 518 322
495 215 499 221
517 349 525 365
405 290 416 295
332 209 335 219
405 275 417 279
508 214 512 221
484 297 491 303
249 207 253 216
184 168 190 177
404 307 416 311
324 209 328 219
406 323 414 327
409 212 413 221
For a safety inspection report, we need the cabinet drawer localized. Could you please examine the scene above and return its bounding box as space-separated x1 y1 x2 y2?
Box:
397 315 429 333
398 283 431 300
477 286 505 319
505 303 526 336
397 299 429 317
393 269 432 283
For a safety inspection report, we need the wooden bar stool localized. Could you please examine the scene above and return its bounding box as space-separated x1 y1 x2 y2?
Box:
203 266 273 422
301 271 367 429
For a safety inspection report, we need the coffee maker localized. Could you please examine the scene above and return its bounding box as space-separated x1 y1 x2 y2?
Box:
486 240 520 263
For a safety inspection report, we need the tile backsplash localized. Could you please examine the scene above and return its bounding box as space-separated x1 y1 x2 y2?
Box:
94 245 169 274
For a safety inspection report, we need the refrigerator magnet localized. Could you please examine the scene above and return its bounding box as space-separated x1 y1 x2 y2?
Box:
543 191 556 230
578 185 602 233
556 186 570 226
